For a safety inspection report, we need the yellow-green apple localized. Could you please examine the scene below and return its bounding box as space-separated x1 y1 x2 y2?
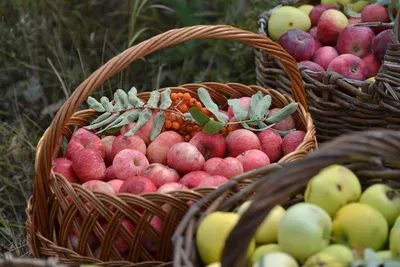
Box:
361 54 381 78
359 184 400 227
327 54 368 80
277 29 316 62
343 0 369 14
253 252 299 267
237 201 285 244
321 0 340 7
303 252 344 267
206 263 221 267
332 203 388 251
249 244 282 266
317 9 349 45
321 244 353 262
312 46 339 70
371 29 392 61
377 250 392 260
361 4 390 34
337 26 375 57
196 212 256 265
309 4 338 27
278 203 332 261
268 6 311 41
390 215 400 259
298 5 314 15
304 164 362 217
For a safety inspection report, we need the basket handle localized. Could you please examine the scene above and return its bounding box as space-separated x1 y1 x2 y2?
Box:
221 129 400 266
32 24 306 238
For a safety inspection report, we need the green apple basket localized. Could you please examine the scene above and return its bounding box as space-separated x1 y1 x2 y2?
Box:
173 129 400 267
255 0 400 143
25 25 318 266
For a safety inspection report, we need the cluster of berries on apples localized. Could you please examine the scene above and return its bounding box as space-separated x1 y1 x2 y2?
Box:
51 87 306 259
269 1 393 83
197 164 400 267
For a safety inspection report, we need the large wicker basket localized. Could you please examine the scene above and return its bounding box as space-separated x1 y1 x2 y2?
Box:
255 0 400 143
173 129 400 267
26 25 317 267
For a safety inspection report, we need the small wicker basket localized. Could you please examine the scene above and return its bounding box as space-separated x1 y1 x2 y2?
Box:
255 0 400 143
173 129 400 267
26 25 317 266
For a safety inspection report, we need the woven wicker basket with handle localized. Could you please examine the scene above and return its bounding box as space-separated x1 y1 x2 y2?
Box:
26 25 317 267
256 0 400 143
173 129 400 267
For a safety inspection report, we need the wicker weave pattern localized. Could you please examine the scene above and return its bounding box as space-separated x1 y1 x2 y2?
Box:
26 23 317 266
256 0 400 143
173 129 400 267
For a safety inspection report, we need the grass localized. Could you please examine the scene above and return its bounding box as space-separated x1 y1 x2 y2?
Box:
0 0 279 258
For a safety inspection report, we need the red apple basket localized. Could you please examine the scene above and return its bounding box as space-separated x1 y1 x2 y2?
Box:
25 25 318 267
173 129 400 267
255 0 400 143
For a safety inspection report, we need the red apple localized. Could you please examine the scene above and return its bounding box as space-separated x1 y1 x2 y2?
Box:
142 163 180 188
337 25 375 57
314 39 323 51
298 61 324 81
104 165 118 182
210 157 244 179
327 54 368 80
101 135 116 166
312 46 339 70
348 17 362 25
309 26 317 39
119 176 157 195
189 131 226 160
236 149 270 172
120 111 157 145
361 4 390 34
371 29 392 61
277 29 316 62
282 130 306 155
167 142 205 174
227 97 251 118
362 54 381 78
197 175 229 188
179 171 210 189
52 158 78 183
65 128 105 160
101 218 136 254
82 180 115 194
72 148 106 182
203 157 223 174
111 134 146 160
157 182 189 193
309 4 338 27
146 131 184 165
107 179 124 193
317 9 349 45
113 149 149 180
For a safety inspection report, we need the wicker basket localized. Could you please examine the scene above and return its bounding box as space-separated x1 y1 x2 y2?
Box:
173 129 400 267
26 25 317 267
255 0 400 143
0 253 71 267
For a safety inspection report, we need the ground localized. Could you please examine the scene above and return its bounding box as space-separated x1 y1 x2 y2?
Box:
0 0 279 258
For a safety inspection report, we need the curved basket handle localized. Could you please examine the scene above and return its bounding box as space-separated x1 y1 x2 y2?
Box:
221 129 400 266
32 24 306 237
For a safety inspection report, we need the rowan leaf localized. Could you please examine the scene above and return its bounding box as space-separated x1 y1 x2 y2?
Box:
189 107 210 126
89 112 112 125
147 91 160 108
125 109 152 136
202 120 225 135
116 89 133 108
249 93 271 121
271 128 296 137
197 87 228 122
128 87 145 107
150 111 165 141
227 99 247 121
87 96 106 112
85 112 120 130
100 96 114 112
264 103 298 124
113 92 124 111
160 88 172 109
241 122 275 132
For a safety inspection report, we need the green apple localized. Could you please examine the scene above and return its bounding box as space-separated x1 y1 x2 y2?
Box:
377 250 392 260
206 263 221 267
298 5 314 16
278 203 332 261
359 184 400 227
237 201 285 244
252 252 299 267
390 215 400 259
332 203 388 251
344 0 369 14
321 0 340 7
196 212 256 265
268 6 311 41
304 165 362 217
249 243 282 266
321 244 353 262
303 252 345 267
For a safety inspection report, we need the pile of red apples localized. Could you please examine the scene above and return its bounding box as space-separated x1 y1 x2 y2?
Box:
277 3 392 81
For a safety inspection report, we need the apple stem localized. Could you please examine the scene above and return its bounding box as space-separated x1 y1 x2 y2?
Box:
352 21 394 28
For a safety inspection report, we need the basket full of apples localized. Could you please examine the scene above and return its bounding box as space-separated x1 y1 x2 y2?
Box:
25 25 318 267
255 0 400 144
173 129 400 267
